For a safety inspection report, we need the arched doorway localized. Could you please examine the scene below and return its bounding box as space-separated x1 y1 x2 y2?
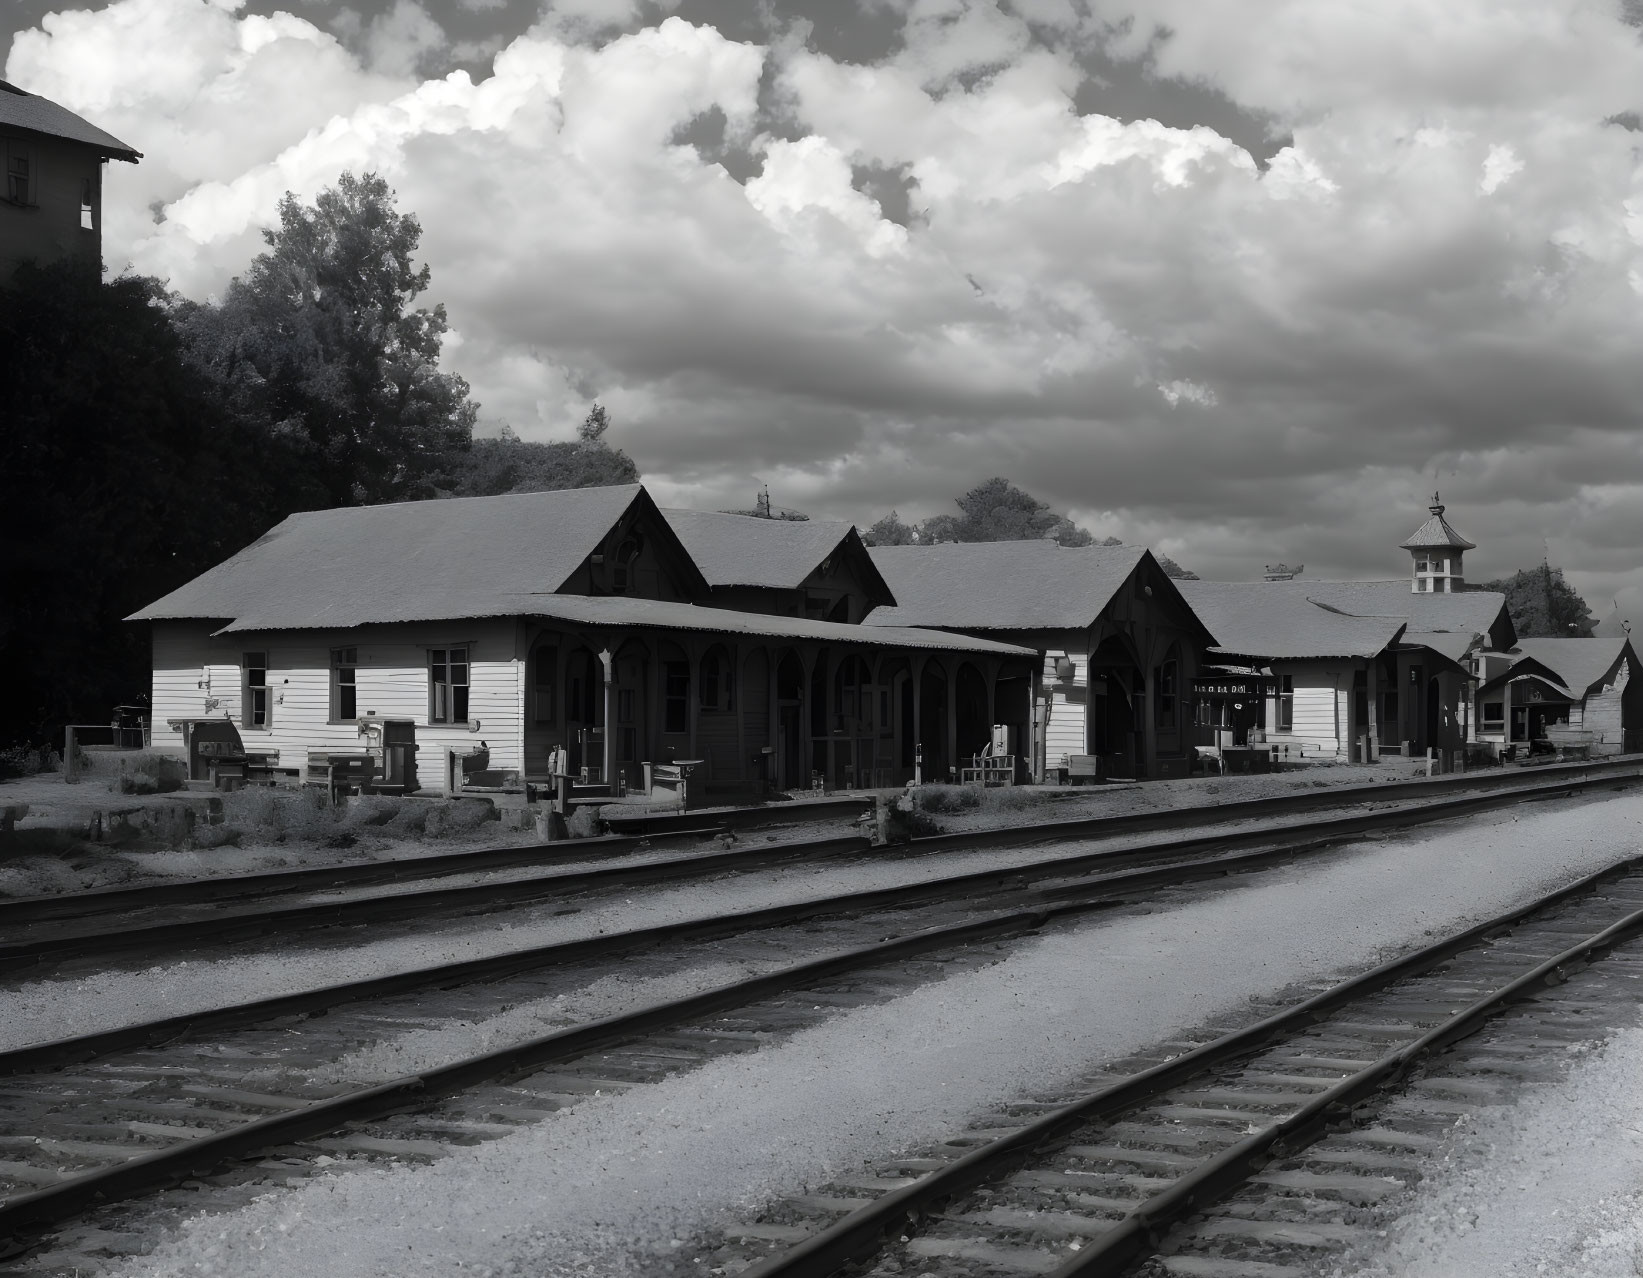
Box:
919 659 948 781
563 645 602 780
775 650 805 790
610 639 650 792
956 662 990 764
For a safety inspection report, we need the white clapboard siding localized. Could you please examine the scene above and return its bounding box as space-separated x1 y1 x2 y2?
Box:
1044 649 1088 764
147 620 526 772
1265 677 1343 756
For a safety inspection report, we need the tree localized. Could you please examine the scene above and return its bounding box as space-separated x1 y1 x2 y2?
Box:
861 478 1199 575
1477 563 1597 637
0 260 304 743
863 511 918 546
921 477 1095 546
177 171 476 506
443 407 640 498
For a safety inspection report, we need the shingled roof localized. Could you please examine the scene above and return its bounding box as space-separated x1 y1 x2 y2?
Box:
662 509 894 604
1297 580 1512 645
129 485 649 631
1178 581 1407 659
1507 637 1634 698
1399 496 1476 551
865 541 1150 631
0 81 140 161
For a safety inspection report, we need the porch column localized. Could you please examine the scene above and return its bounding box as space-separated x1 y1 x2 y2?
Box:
1366 660 1380 761
911 654 926 783
945 662 958 781
1141 664 1157 778
767 647 779 787
798 647 816 786
1503 677 1513 744
732 643 745 782
984 659 998 740
686 638 701 762
599 644 615 792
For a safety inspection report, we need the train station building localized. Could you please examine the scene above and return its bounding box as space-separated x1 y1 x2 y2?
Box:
129 485 1042 798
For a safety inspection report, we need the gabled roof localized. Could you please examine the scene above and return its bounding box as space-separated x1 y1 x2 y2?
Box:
129 485 651 631
1178 581 1407 660
864 541 1149 631
661 509 894 604
1399 630 1479 668
0 81 140 161
1508 637 1634 698
1476 660 1575 702
1295 580 1506 636
402 593 1032 656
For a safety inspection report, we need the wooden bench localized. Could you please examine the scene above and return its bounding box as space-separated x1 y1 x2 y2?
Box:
959 753 1016 787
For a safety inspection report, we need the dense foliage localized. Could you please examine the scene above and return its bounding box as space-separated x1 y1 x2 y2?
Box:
174 172 477 506
1476 564 1597 637
864 478 1198 578
0 260 307 743
0 174 636 747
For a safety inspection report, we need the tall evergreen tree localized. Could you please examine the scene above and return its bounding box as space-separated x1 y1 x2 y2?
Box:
1477 562 1597 637
176 171 476 505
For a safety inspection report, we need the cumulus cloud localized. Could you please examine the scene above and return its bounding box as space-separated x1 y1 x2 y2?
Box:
6 0 1643 624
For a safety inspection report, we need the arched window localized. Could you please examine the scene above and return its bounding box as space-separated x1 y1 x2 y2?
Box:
701 647 734 712
532 643 558 724
612 536 642 593
1156 653 1178 728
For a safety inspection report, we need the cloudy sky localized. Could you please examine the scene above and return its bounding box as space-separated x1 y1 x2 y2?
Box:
7 0 1643 624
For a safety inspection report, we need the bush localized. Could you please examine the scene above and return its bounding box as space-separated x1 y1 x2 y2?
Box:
915 784 982 815
885 797 942 842
0 745 59 779
113 752 186 794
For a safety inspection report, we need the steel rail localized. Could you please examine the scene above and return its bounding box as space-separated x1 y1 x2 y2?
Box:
3 767 1637 974
0 827 1351 1078
2 808 1637 1249
0 899 1128 1245
738 850 1643 1278
0 830 727 924
1052 890 1643 1276
7 755 1634 927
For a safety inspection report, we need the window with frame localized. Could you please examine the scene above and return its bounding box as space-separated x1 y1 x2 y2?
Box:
663 661 689 734
5 143 32 206
700 648 734 713
80 177 94 230
1155 659 1177 728
532 644 557 725
331 647 358 722
1278 674 1294 731
612 537 641 593
1483 701 1505 725
429 647 469 724
242 652 270 729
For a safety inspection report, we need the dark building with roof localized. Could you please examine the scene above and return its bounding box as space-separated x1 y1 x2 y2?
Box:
0 80 140 281
130 485 1039 796
1475 637 1641 754
867 541 1216 781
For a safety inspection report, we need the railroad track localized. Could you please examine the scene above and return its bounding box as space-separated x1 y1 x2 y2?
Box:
686 855 1643 1278
1 776 1639 1268
6 759 1640 975
9 756 1634 927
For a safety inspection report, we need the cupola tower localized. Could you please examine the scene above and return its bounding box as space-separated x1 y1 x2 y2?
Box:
1399 493 1475 593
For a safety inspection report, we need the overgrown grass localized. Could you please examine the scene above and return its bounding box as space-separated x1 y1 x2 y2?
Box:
112 752 187 795
215 788 497 848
